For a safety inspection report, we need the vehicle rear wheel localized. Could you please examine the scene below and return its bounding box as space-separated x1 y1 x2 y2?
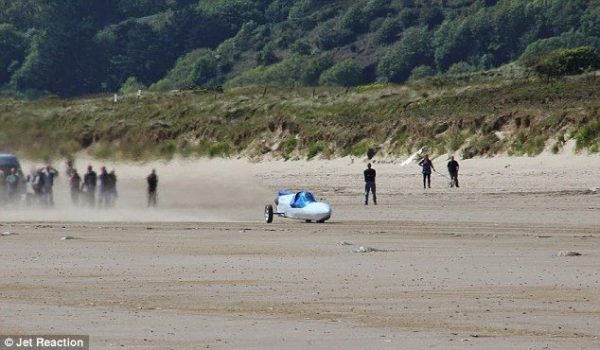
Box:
305 220 312 223
317 219 325 223
264 205 273 223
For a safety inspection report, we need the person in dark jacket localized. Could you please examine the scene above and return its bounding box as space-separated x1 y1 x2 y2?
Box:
82 165 97 208
70 169 81 205
41 165 58 206
363 163 377 205
107 170 117 207
447 156 460 188
418 154 435 189
147 169 158 207
97 166 109 208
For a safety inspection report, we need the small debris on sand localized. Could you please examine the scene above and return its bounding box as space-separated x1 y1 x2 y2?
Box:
338 241 353 246
1 231 16 236
557 251 581 257
61 236 76 240
351 246 387 253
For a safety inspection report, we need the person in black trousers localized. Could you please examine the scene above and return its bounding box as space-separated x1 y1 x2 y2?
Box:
418 154 435 189
364 163 377 205
447 156 460 188
147 169 158 207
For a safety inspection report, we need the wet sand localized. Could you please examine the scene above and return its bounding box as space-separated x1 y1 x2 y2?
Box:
1 150 600 349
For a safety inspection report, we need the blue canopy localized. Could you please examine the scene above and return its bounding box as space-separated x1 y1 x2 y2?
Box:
291 191 317 208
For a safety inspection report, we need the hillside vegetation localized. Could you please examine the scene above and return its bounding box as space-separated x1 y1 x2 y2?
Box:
0 0 599 97
1 67 598 161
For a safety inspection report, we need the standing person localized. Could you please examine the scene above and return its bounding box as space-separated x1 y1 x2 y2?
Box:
70 169 81 205
107 170 117 207
5 168 20 202
82 165 97 208
447 156 460 188
65 159 75 178
147 169 158 207
97 166 109 208
31 168 45 204
41 165 58 206
363 163 377 205
418 154 435 189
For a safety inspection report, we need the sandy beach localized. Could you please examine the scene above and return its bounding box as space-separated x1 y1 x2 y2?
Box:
1 149 600 349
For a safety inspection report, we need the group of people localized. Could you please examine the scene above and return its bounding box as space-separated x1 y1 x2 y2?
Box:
67 162 118 208
363 155 460 205
1 165 59 206
1 167 26 203
1 159 160 208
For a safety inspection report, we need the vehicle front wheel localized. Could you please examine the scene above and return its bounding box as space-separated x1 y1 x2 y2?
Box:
264 204 274 223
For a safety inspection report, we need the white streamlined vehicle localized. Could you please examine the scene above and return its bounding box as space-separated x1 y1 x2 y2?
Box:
265 190 332 223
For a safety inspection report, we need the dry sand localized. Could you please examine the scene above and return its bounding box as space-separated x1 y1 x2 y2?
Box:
1 148 600 349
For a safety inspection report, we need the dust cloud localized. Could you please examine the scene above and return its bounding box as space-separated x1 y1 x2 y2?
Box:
2 158 273 222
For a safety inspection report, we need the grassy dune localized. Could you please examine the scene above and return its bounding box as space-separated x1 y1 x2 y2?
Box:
1 68 599 161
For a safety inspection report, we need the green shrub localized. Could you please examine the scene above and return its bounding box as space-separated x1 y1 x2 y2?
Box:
319 59 363 87
377 27 433 83
574 119 600 151
373 17 402 44
208 141 230 158
447 62 478 75
409 65 436 81
307 140 324 159
350 140 370 157
119 76 146 94
281 138 297 159
529 46 600 79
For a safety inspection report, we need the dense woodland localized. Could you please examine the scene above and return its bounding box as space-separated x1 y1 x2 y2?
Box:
1 0 599 97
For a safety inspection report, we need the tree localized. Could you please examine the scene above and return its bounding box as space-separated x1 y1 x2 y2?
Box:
119 76 146 94
191 51 220 87
408 65 436 81
373 17 402 44
377 27 434 83
257 42 278 65
528 46 600 80
447 61 478 74
0 24 26 84
12 1 120 96
300 54 334 86
319 59 363 87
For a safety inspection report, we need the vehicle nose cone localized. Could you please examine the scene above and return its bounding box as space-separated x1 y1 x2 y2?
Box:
315 202 332 216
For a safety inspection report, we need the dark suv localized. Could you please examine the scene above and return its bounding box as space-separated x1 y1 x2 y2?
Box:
0 153 22 176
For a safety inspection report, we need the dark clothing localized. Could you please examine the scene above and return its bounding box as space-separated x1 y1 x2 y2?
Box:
450 173 459 188
419 159 434 174
83 171 97 191
70 173 81 204
41 168 58 206
147 174 158 192
447 160 459 188
365 181 377 205
363 167 376 205
423 173 431 188
98 171 109 193
106 173 117 207
147 173 158 207
447 160 459 173
83 170 97 207
419 158 434 189
363 168 376 182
